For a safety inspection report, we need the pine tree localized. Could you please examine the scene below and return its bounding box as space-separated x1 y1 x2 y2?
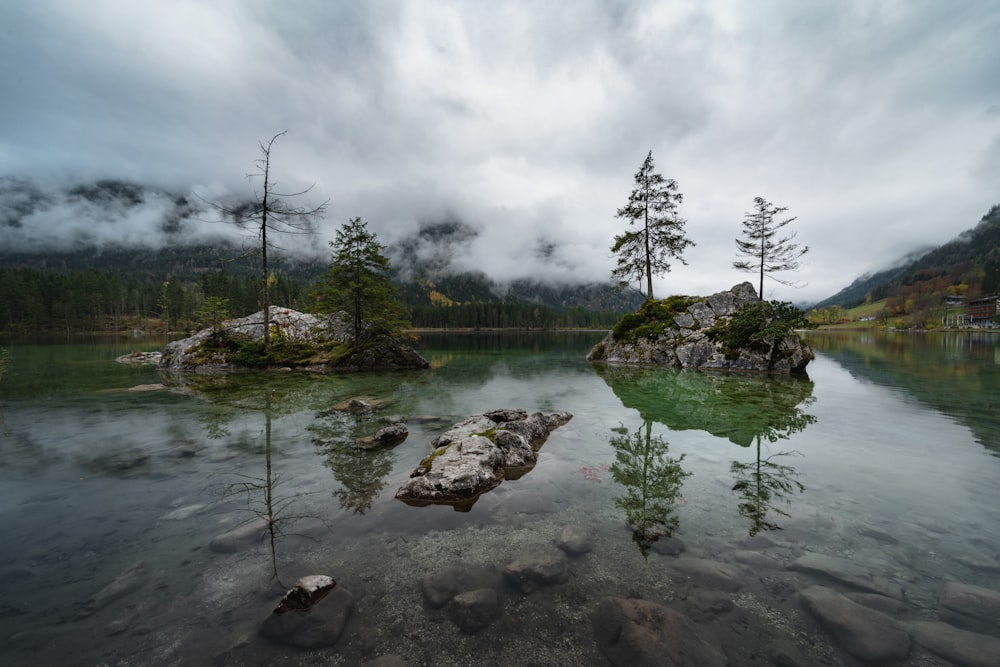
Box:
312 217 409 350
734 197 809 300
611 151 694 301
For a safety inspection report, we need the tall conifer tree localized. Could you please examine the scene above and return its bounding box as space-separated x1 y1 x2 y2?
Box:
611 151 694 301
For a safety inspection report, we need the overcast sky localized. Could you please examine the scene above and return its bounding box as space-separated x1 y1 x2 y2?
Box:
2 0 999 303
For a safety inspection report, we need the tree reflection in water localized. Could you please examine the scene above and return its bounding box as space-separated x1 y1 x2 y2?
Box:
309 408 396 514
609 421 690 557
593 363 817 536
161 373 328 587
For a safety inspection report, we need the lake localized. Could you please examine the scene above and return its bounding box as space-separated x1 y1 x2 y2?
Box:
0 330 998 666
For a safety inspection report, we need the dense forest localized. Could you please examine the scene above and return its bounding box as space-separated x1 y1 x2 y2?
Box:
0 266 627 334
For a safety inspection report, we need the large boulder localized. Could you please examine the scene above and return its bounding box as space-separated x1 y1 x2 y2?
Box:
588 282 813 374
158 307 428 371
799 585 911 663
395 409 572 509
591 597 728 667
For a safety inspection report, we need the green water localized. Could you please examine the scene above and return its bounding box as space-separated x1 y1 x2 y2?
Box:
0 331 998 665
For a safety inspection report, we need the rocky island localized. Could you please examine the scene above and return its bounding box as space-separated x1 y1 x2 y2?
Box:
158 307 429 372
396 408 573 510
588 282 813 374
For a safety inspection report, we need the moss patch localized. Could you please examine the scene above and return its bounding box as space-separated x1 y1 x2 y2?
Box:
611 296 697 343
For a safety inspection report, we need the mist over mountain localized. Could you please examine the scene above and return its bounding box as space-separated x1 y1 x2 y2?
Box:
0 177 640 312
812 203 1000 309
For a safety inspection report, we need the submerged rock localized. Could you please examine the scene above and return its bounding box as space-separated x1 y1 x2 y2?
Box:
906 620 1000 667
588 282 813 374
260 585 355 649
355 423 408 450
799 585 911 663
502 550 568 593
591 597 728 667
421 565 502 609
79 560 149 618
788 552 902 599
447 588 500 634
556 525 594 556
395 409 572 509
939 581 1000 635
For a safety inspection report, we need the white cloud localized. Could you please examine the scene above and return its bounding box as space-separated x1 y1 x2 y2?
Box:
0 0 998 304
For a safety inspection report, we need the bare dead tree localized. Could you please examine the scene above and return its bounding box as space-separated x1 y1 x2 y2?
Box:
207 132 328 351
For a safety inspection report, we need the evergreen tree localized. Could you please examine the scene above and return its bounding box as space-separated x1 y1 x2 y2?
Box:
312 217 409 350
734 196 809 300
611 150 694 301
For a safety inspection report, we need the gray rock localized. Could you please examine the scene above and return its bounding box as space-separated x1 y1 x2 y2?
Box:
591 597 727 667
556 525 593 556
355 423 408 450
669 557 750 592
396 409 572 507
363 656 407 667
799 585 910 663
260 586 354 649
845 592 910 617
588 282 813 373
503 550 568 593
648 535 686 556
159 307 428 371
729 550 782 569
273 575 336 614
906 620 1000 667
79 560 149 617
940 581 1000 635
209 518 269 554
447 588 500 634
421 565 500 609
788 552 902 599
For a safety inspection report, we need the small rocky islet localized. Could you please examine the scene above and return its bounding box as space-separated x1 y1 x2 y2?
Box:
588 282 814 374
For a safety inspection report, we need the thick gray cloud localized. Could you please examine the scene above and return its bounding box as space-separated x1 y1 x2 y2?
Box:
1 0 998 303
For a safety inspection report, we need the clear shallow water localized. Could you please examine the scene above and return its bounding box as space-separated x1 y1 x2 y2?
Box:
0 331 998 665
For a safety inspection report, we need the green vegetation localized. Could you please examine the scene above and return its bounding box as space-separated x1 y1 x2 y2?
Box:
191 329 347 369
706 301 811 355
611 295 696 342
310 217 410 351
611 150 694 300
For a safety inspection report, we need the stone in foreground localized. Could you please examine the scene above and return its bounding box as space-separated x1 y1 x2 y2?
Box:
591 597 727 667
260 585 355 649
798 585 911 663
273 575 336 614
395 409 572 510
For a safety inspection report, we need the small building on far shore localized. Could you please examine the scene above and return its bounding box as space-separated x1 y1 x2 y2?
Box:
966 295 999 325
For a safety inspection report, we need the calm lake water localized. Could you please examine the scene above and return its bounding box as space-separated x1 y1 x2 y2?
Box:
0 330 998 666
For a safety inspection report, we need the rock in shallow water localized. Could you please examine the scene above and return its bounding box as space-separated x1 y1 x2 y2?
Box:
447 588 500 634
395 409 572 508
939 581 1000 636
591 597 727 667
905 620 1000 667
799 585 910 663
503 550 568 594
273 575 336 614
556 525 593 556
260 586 355 649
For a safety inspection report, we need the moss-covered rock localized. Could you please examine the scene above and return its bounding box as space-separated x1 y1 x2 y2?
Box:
588 283 813 374
159 307 428 372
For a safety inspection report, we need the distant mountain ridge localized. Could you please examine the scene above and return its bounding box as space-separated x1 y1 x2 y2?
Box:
0 177 641 313
812 203 1000 309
